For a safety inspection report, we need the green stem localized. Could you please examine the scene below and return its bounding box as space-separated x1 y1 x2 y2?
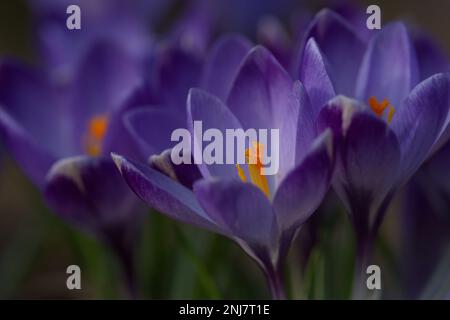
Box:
265 265 287 300
351 235 373 300
172 224 221 299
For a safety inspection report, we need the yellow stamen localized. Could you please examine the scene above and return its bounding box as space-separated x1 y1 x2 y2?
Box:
236 142 270 198
236 164 247 182
368 96 396 123
84 114 109 156
387 106 395 124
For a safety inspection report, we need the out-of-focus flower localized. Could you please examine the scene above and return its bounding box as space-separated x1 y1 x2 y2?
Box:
0 41 146 294
127 34 253 159
297 10 450 297
114 46 334 299
27 0 157 79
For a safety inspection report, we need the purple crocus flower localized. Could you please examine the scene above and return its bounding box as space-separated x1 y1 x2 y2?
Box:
113 45 334 299
298 10 450 297
0 41 146 294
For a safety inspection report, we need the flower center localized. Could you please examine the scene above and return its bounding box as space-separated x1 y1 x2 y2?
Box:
236 141 270 198
84 114 109 156
368 96 395 123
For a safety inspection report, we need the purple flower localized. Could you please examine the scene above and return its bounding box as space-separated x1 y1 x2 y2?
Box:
113 45 334 299
298 10 450 297
0 41 145 294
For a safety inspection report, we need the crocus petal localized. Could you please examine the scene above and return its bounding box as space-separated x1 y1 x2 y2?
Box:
227 46 295 130
149 149 202 190
124 107 186 158
0 108 55 188
293 81 316 162
0 60 74 156
340 113 401 207
355 23 419 109
152 43 202 112
318 96 401 217
75 41 141 102
112 153 217 232
101 108 144 161
0 61 70 186
194 178 277 252
201 34 252 101
187 88 243 179
299 38 335 113
303 9 366 95
102 84 160 160
71 41 142 142
332 4 375 41
274 130 333 234
227 46 298 182
391 73 450 182
45 156 143 230
432 111 450 155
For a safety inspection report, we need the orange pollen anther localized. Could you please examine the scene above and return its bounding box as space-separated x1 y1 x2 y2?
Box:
235 142 270 198
368 96 396 123
84 114 109 156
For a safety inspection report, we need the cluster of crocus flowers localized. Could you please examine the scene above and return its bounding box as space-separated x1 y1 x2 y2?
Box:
0 1 449 299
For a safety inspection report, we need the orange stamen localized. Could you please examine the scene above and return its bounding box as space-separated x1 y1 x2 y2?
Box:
84 114 109 156
236 142 270 198
368 96 396 123
89 115 108 140
236 164 247 182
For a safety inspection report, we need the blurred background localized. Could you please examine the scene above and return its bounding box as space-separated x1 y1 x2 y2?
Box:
0 0 448 299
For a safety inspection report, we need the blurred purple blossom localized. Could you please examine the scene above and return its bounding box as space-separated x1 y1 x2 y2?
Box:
0 39 147 294
27 0 157 79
